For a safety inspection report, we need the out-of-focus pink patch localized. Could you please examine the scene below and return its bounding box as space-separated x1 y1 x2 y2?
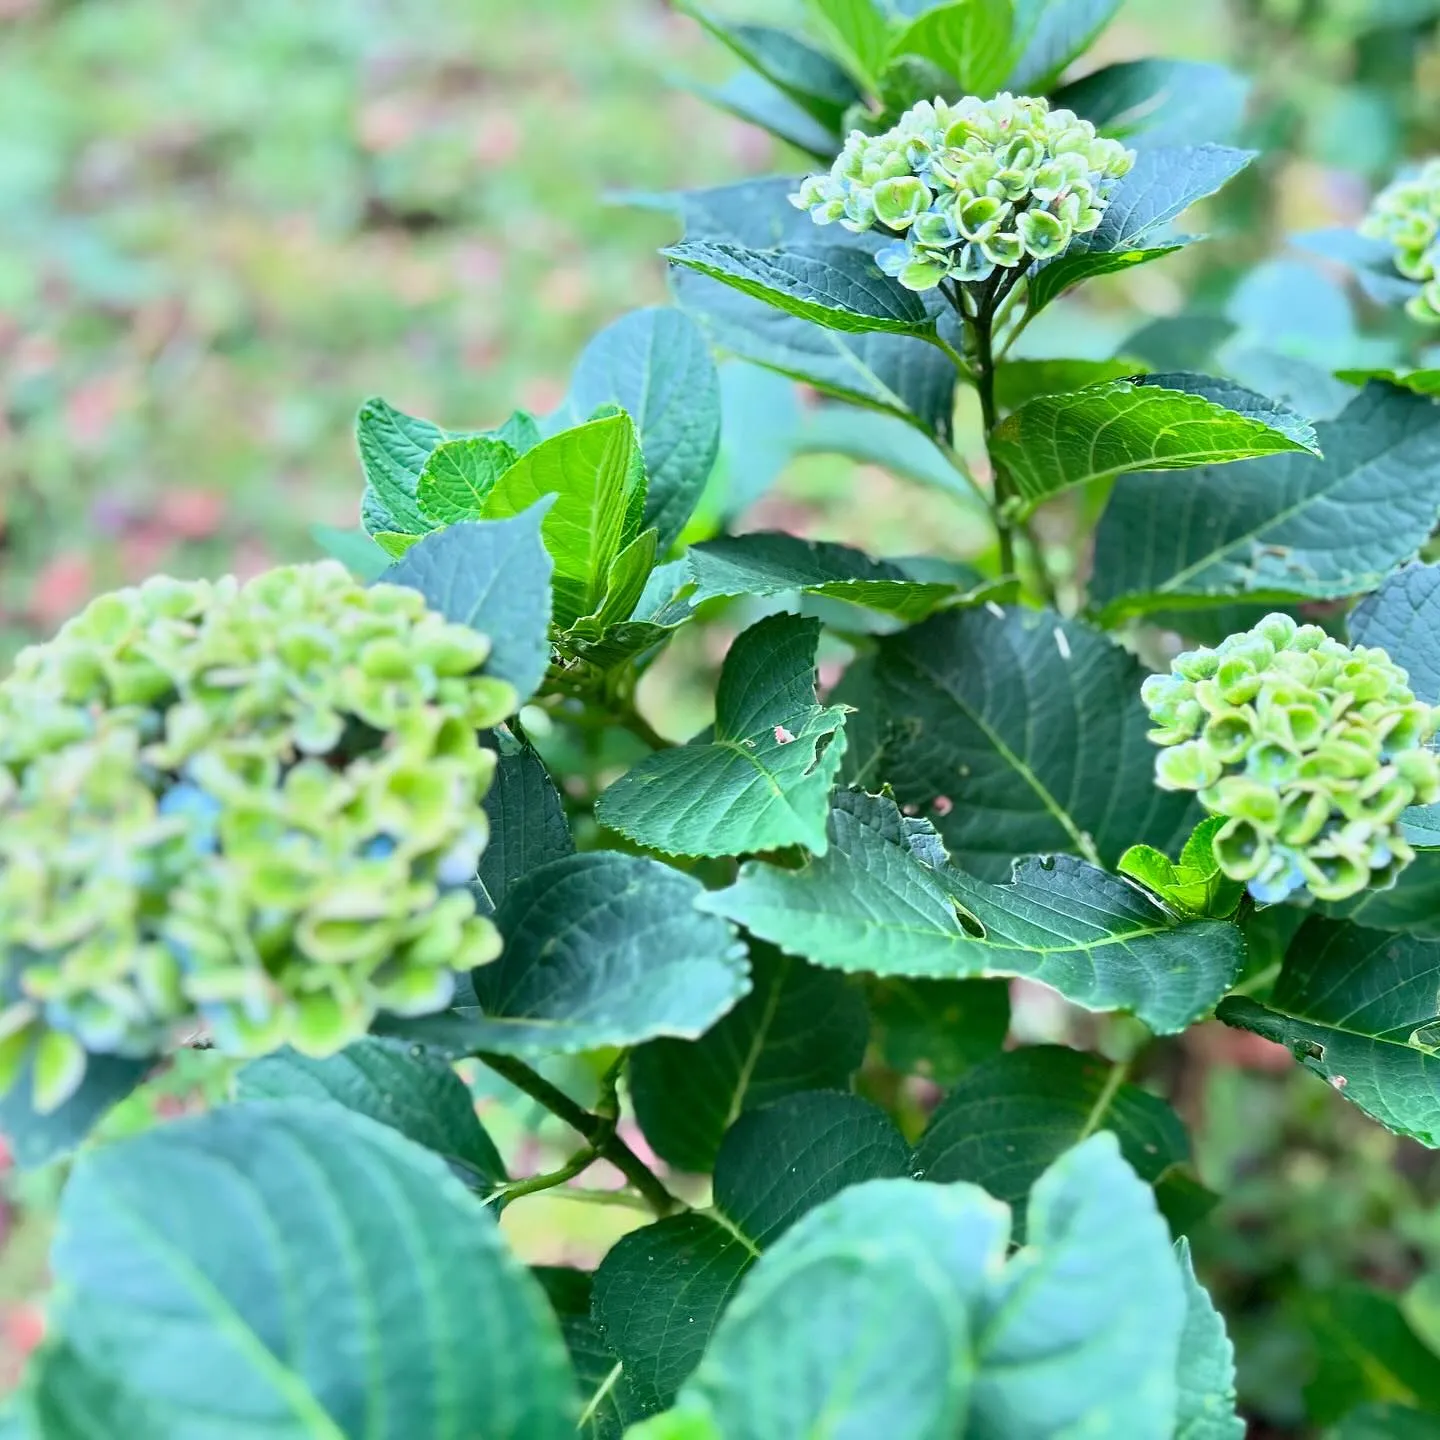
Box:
28 554 94 630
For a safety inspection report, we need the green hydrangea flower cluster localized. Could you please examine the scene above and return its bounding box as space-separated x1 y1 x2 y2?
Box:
1142 614 1440 905
1361 157 1440 324
789 92 1134 293
0 562 515 1112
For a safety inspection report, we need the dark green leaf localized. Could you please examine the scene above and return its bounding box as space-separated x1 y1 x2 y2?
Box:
1349 562 1440 702
534 1269 639 1440
1091 386 1440 622
630 947 869 1174
0 1053 149 1171
236 1037 506 1192
1123 315 1235 373
386 854 748 1059
1053 60 1249 148
481 412 645 629
595 615 848 858
1175 1238 1244 1439
1219 918 1440 1145
702 791 1244 1034
993 356 1147 413
1324 852 1440 939
887 0 1013 95
416 435 519 524
681 73 842 161
915 1045 1194 1230
591 1091 910 1414
559 308 721 553
867 605 1198 874
792 405 980 504
681 6 860 127
1006 0 1124 91
867 977 1009 1085
664 242 933 337
475 731 574 916
1328 1406 1440 1439
687 532 970 620
383 508 554 707
992 373 1319 517
356 396 446 537
48 1101 575 1436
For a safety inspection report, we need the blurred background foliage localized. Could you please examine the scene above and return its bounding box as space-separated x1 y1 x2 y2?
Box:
4 0 1440 1430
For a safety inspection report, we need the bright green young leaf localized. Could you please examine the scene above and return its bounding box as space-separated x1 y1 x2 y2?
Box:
0 1052 149 1171
534 1269 641 1440
556 556 697 673
1006 0 1124 91
1301 1285 1440 1425
1175 1238 1245 1439
46 1101 576 1437
629 946 870 1174
384 853 748 1060
687 532 973 621
591 1091 911 1416
887 0 1013 96
356 395 447 537
567 527 659 641
372 531 423 559
682 73 838 160
475 731 574 917
803 0 893 91
866 605 1199 875
415 435 519 525
664 242 934 337
1027 145 1254 315
993 356 1147 413
559 308 721 553
680 5 860 128
867 977 1009 1085
1053 59 1249 148
1119 816 1245 920
992 373 1319 516
236 1038 506 1193
1218 918 1440 1145
1338 368 1440 399
914 1045 1195 1230
595 615 849 858
701 791 1245 1034
480 412 644 629
1091 386 1440 622
383 507 554 707
310 524 391 581
1349 562 1440 703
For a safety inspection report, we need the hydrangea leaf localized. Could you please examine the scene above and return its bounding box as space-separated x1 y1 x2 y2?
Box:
356 396 447 537
802 0 893 91
678 5 859 128
557 308 721 553
381 854 749 1060
383 508 554 707
701 791 1244 1034
629 946 869 1174
914 1046 1195 1235
993 356 1147 412
595 615 849 859
1119 818 1245 921
992 374 1319 517
0 1053 150 1171
474 732 574 918
687 532 977 621
591 1092 910 1416
1053 59 1249 148
1006 0 1124 91
1218 918 1440 1145
555 557 697 674
664 242 934 337
1327 1405 1440 1438
887 0 1013 95
675 1134 1187 1438
236 1037 506 1193
1091 385 1440 622
1175 1238 1245 1439
415 436 520 525
1338 368 1440 399
533 1269 642 1440
1323 852 1440 938
43 1101 576 1437
310 524 391 582
867 977 1009 1085
1349 562 1440 703
681 73 839 161
865 605 1198 875
480 412 645 630
1027 144 1255 314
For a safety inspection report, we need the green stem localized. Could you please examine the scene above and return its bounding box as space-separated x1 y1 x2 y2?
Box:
1077 1055 1132 1141
490 1144 601 1205
476 1051 683 1217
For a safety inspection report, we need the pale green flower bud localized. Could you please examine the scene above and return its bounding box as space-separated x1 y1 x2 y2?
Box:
1143 614 1440 904
0 562 515 1113
789 92 1135 294
1361 158 1440 326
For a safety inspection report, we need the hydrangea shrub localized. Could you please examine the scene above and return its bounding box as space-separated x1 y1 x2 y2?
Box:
8 4 1440 1437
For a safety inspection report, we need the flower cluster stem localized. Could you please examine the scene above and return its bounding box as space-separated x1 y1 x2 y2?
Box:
475 1050 684 1217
